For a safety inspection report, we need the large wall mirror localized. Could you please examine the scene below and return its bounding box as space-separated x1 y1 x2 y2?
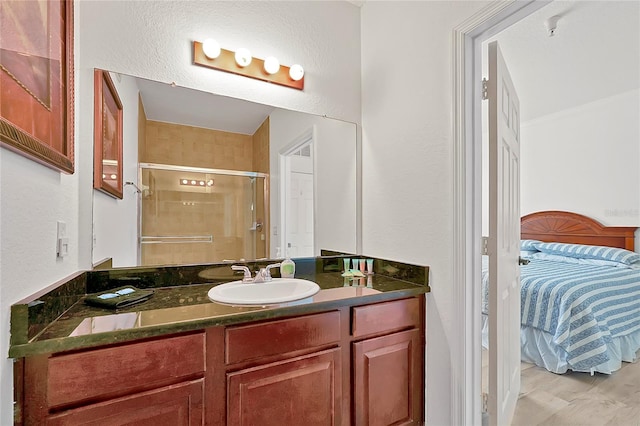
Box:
92 71 357 268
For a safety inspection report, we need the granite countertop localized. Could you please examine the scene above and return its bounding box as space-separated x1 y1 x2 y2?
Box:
9 256 430 358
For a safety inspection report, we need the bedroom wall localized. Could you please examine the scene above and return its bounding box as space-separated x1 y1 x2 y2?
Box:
482 88 640 251
478 1 640 252
0 2 361 424
521 88 640 252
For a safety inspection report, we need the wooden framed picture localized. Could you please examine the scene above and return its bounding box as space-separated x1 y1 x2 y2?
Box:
93 69 123 199
0 0 75 173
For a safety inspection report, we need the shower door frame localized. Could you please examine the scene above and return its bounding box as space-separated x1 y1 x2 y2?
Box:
137 163 269 265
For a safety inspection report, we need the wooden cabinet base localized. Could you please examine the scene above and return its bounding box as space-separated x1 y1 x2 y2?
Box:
16 297 425 426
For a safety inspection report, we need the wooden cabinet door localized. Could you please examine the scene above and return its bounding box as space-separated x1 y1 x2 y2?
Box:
353 329 423 426
227 348 341 426
46 380 204 426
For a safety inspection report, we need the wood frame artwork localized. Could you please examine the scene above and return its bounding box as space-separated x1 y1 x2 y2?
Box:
93 69 123 199
0 0 75 173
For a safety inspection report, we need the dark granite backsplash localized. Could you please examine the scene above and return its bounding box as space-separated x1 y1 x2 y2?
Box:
11 272 87 345
11 255 429 346
85 255 428 291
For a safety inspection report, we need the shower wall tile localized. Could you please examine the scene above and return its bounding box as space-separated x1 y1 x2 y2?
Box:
141 120 253 170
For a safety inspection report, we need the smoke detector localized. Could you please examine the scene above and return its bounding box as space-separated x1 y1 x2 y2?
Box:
545 15 561 37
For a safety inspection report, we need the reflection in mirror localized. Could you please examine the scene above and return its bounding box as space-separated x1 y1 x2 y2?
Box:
140 165 268 265
92 72 357 268
93 69 124 199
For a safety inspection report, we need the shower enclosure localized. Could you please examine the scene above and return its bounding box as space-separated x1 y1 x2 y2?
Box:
139 163 268 266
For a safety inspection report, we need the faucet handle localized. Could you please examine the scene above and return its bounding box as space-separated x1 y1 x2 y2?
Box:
231 265 253 282
264 263 282 280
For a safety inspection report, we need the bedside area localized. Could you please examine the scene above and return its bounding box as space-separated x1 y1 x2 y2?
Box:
10 256 429 425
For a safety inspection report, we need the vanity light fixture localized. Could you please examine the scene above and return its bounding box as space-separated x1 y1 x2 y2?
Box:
263 56 280 75
192 40 304 90
289 64 304 81
202 39 221 59
234 48 252 67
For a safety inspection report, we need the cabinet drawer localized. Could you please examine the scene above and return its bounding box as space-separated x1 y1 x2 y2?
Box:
47 379 204 426
47 333 205 408
225 311 341 364
352 298 420 338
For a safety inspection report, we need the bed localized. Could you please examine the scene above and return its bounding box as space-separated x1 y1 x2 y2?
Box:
482 210 640 374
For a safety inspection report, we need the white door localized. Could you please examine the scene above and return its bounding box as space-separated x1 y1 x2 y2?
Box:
287 171 314 257
488 41 521 426
281 137 314 258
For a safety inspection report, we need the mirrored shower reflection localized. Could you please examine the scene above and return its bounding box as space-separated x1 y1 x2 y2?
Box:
139 164 268 266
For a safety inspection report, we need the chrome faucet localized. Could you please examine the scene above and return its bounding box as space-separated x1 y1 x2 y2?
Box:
231 265 253 282
231 263 281 283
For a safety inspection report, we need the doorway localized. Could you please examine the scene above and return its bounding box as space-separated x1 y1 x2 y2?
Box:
279 128 315 258
451 1 550 424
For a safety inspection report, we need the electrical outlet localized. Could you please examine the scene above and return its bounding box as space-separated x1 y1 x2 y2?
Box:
57 221 68 258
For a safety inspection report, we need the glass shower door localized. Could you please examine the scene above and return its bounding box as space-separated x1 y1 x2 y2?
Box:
139 165 267 266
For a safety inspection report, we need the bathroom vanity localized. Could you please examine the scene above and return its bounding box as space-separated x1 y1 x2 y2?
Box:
11 257 428 425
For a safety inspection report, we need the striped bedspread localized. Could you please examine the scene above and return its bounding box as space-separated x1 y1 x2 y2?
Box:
483 258 640 370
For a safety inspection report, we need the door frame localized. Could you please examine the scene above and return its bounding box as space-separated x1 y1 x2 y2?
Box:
451 1 550 424
278 127 315 257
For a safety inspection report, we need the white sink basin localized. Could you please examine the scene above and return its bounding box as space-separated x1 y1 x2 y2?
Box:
207 278 320 305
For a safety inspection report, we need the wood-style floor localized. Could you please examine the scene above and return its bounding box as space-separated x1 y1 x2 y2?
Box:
483 350 640 425
512 358 640 426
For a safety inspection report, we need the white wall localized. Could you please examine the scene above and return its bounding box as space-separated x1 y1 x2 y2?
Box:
78 0 362 125
0 2 360 424
360 2 490 425
521 89 640 248
0 5 90 421
269 110 357 257
92 73 140 267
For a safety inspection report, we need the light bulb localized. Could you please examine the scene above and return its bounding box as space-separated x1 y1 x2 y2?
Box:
289 64 304 81
234 48 252 67
182 179 188 184
263 56 280 74
191 180 196 185
110 174 117 179
202 39 221 59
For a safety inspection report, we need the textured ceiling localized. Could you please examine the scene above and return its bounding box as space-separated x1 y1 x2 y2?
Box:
489 0 639 122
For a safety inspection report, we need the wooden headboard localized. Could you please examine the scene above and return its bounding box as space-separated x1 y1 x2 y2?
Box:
521 210 637 251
